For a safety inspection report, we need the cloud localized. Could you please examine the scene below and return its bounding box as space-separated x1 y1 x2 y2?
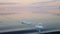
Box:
27 6 59 10
32 11 52 14
32 11 60 16
30 0 60 6
0 13 17 15
0 7 24 11
0 3 18 4
52 0 60 1
53 13 60 16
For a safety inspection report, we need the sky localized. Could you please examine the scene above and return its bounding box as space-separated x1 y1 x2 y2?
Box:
0 0 60 28
0 0 59 5
0 0 60 20
0 0 52 3
0 0 60 18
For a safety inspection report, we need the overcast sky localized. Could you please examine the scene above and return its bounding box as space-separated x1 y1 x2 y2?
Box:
0 0 56 4
0 0 59 19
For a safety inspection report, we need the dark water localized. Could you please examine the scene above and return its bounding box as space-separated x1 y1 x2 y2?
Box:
0 29 60 34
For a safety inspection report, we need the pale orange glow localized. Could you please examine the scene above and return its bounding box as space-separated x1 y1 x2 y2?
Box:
0 0 60 20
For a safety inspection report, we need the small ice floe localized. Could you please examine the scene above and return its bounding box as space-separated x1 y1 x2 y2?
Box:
35 23 43 28
20 21 31 26
35 23 44 33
